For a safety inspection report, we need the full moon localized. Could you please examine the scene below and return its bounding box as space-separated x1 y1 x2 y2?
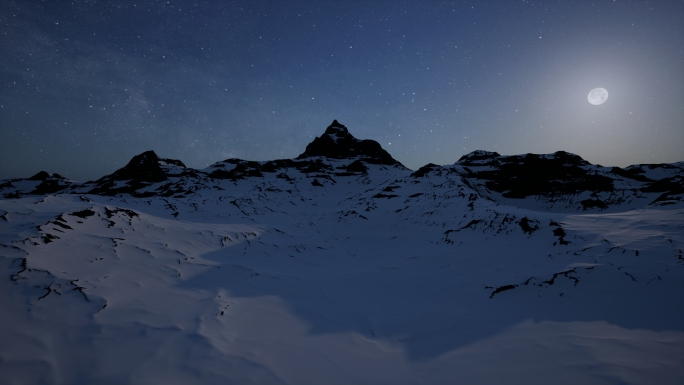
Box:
588 88 608 105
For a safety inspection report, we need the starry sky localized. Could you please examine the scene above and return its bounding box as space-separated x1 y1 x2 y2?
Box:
1 0 683 181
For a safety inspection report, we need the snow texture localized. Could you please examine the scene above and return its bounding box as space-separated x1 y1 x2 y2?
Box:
1 121 683 384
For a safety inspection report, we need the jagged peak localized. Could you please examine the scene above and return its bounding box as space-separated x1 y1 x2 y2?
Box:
93 150 186 186
323 120 349 136
298 120 402 166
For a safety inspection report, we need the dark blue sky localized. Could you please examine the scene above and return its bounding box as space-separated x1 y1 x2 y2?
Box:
1 0 683 180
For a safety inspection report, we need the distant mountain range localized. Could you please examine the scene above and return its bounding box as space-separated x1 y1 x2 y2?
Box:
2 120 682 211
1 120 683 384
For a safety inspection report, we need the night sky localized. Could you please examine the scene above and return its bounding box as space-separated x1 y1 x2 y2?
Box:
1 0 683 181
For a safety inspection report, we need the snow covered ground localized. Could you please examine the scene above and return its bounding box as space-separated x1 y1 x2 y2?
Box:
1 123 683 384
1 172 682 384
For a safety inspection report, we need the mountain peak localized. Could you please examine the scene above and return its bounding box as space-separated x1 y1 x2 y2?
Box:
28 171 66 181
324 119 349 136
85 150 187 196
298 120 401 166
106 150 167 183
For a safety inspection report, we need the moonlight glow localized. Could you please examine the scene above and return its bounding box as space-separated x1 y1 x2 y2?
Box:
588 88 609 105
0 1 682 180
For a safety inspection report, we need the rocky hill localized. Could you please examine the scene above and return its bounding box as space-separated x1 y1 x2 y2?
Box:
2 120 681 212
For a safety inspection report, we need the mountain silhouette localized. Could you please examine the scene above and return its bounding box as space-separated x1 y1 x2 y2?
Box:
0 120 682 208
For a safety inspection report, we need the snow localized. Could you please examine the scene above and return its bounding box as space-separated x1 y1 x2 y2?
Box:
1 159 683 384
625 162 684 181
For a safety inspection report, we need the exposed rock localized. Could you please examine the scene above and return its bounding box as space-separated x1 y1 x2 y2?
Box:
410 163 442 178
458 151 614 198
518 217 539 234
0 122 682 211
297 120 402 166
70 209 96 219
345 160 369 174
87 151 186 195
456 150 501 165
28 171 52 181
102 151 172 183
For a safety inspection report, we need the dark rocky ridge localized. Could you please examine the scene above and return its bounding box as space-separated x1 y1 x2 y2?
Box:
0 120 682 209
28 172 72 195
0 171 72 198
297 120 401 166
28 171 65 181
204 120 403 181
88 151 187 196
103 150 185 183
456 151 615 198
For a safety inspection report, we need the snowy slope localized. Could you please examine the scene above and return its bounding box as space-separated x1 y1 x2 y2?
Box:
1 121 683 385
